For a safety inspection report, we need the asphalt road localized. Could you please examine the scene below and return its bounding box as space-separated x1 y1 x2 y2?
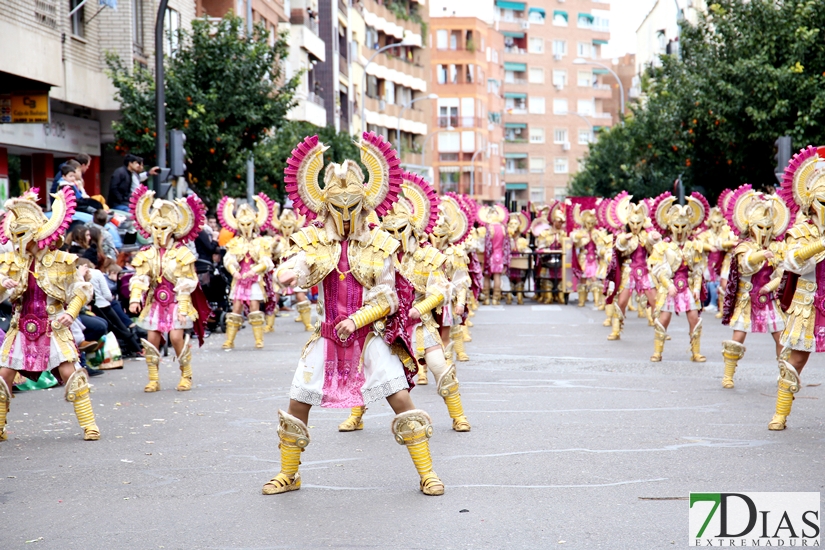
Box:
0 299 823 549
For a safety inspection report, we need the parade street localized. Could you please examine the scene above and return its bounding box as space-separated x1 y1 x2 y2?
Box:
1 303 822 549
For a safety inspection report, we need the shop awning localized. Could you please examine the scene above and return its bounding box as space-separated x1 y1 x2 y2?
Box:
495 0 525 11
553 10 568 21
505 122 527 129
593 68 609 75
592 39 608 45
439 166 460 173
504 62 527 72
504 153 528 159
501 30 525 38
506 183 528 190
578 13 595 22
528 7 545 16
504 92 527 99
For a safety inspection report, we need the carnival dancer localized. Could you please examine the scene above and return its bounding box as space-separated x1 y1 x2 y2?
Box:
603 192 661 341
260 203 284 334
454 195 483 325
262 133 444 496
478 204 511 306
129 186 210 392
720 187 789 388
339 173 471 433
534 202 569 304
0 188 100 440
431 196 473 363
768 146 825 430
571 206 611 308
697 205 737 317
218 194 277 349
275 207 314 332
506 211 530 304
648 192 710 362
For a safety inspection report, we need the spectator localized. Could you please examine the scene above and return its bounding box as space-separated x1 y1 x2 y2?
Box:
67 225 91 255
108 154 160 211
195 221 219 262
103 263 136 330
77 258 143 358
58 162 104 214
51 153 91 195
88 209 118 260
84 226 106 268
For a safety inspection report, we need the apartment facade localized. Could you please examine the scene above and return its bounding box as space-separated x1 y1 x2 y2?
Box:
427 13 504 201
499 0 612 204
0 0 195 201
281 0 327 127
636 0 706 75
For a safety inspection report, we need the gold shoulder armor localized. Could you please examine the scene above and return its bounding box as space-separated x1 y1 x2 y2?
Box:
787 222 817 241
50 250 77 264
369 229 400 257
0 252 14 265
422 246 447 269
170 246 196 265
292 226 324 251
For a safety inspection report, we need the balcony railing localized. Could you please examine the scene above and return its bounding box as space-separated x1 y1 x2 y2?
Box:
504 77 527 85
339 0 349 13
594 84 611 91
503 46 527 55
307 92 325 108
505 168 528 174
593 112 613 119
304 18 319 35
437 116 484 128
339 54 349 77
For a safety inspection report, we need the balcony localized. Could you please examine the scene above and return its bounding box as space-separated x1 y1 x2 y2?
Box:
288 94 327 127
361 0 423 41
292 22 326 61
436 116 485 129
503 46 527 55
592 83 612 98
505 168 528 174
339 0 349 14
308 91 324 108
339 54 349 77
592 112 613 119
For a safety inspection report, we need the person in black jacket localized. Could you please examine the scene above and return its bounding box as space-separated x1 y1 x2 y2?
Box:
108 155 159 211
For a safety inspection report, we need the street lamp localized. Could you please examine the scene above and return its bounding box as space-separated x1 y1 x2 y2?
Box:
360 37 418 133
397 93 438 152
573 57 625 119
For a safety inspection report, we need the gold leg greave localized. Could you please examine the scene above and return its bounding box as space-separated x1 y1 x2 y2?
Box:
0 377 10 441
65 369 100 441
607 305 624 341
651 320 667 362
437 365 471 432
176 334 193 391
451 327 469 362
338 406 365 432
721 340 745 389
593 286 605 310
577 288 586 307
417 363 429 385
296 300 314 332
602 304 612 326
264 313 276 333
223 312 243 349
505 290 512 305
690 318 706 362
249 311 266 349
263 410 310 495
492 288 501 306
142 338 161 392
769 360 800 431
462 325 472 342
392 409 444 495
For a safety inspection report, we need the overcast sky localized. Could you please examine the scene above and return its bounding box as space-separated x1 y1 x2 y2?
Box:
601 0 658 59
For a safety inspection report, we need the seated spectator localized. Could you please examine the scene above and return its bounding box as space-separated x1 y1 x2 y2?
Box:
67 225 91 255
58 162 104 214
88 209 118 260
104 263 136 330
84 226 106 268
78 258 143 358
51 153 91 195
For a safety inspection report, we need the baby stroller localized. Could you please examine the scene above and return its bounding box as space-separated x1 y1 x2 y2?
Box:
196 255 232 333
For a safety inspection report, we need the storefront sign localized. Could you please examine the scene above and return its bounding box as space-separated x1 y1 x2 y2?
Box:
0 92 50 123
0 112 100 155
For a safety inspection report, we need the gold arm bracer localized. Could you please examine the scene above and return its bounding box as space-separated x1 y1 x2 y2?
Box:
762 276 782 294
747 250 768 269
66 293 86 319
456 288 467 308
414 294 444 316
177 295 194 317
794 239 825 264
349 303 391 330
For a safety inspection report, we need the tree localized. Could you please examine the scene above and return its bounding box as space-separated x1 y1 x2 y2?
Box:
106 15 300 205
572 0 825 201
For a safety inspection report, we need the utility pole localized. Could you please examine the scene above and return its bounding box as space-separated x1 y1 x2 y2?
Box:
246 1 255 201
154 0 170 192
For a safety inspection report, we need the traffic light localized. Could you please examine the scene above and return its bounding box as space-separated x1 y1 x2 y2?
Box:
774 136 791 184
169 129 187 177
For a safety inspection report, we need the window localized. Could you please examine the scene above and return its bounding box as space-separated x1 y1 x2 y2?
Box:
528 97 545 114
528 67 544 84
492 49 498 63
367 75 378 98
466 64 474 83
554 158 569 174
552 70 567 88
578 13 594 29
553 129 568 144
553 11 568 26
553 98 568 114
450 30 459 50
530 187 546 202
70 0 85 37
529 127 545 143
438 133 461 153
552 40 567 56
439 105 458 127
436 30 448 50
450 64 458 84
132 0 144 54
578 129 592 144
528 37 544 54
164 7 180 54
437 65 447 85
528 9 545 24
577 42 592 58
577 99 594 116
440 171 459 194
502 8 515 22
529 157 545 173
577 71 592 87
384 80 395 104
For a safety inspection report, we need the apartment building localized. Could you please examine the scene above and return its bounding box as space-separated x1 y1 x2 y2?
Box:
601 53 637 119
427 11 504 201
499 0 612 204
636 0 706 75
282 0 327 127
0 0 195 201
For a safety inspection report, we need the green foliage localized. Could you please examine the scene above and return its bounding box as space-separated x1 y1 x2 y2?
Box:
571 0 825 202
106 15 300 206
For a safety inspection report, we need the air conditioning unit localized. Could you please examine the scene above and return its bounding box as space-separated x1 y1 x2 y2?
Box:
562 142 571 151
379 99 386 112
521 21 530 29
554 84 563 91
554 53 563 61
